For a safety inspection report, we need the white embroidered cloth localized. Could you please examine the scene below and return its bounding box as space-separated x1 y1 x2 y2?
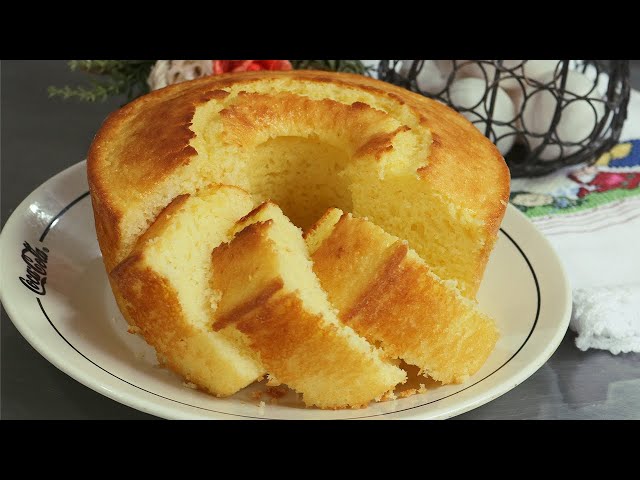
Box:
513 89 640 354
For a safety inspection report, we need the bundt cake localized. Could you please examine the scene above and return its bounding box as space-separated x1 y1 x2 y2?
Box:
87 70 510 409
305 208 500 383
210 202 406 408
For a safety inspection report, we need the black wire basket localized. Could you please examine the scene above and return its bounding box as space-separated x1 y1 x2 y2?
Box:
378 60 630 177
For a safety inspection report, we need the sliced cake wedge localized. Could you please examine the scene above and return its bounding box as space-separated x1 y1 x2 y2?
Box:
305 208 499 384
110 185 265 396
210 202 406 409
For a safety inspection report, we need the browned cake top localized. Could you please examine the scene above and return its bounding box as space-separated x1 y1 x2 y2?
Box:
88 70 509 273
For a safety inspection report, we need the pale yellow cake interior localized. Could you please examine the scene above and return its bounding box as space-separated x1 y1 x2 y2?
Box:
143 187 251 331
228 202 341 322
119 186 265 395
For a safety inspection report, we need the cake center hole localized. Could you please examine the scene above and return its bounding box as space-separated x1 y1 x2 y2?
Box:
245 136 353 230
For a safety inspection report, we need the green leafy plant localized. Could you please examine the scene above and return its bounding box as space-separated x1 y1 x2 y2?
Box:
49 60 374 103
48 60 155 103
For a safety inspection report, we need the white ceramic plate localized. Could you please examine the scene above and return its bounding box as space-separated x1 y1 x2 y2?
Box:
0 161 571 419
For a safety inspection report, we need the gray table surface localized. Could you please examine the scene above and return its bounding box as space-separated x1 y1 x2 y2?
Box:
2 60 639 420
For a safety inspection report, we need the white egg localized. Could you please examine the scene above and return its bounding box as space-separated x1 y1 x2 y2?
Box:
448 77 517 156
521 70 605 161
434 60 456 80
451 60 561 90
520 60 563 83
399 60 449 94
361 59 383 74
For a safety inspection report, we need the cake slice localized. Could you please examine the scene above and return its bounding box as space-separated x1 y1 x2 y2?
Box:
110 185 265 396
209 202 406 408
305 208 499 384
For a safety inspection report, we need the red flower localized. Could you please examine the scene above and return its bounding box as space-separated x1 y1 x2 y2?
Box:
212 60 293 75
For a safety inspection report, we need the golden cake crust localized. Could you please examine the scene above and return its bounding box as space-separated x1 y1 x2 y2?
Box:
306 209 499 383
88 70 509 278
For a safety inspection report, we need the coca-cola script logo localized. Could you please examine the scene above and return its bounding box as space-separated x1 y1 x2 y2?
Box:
19 241 49 295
